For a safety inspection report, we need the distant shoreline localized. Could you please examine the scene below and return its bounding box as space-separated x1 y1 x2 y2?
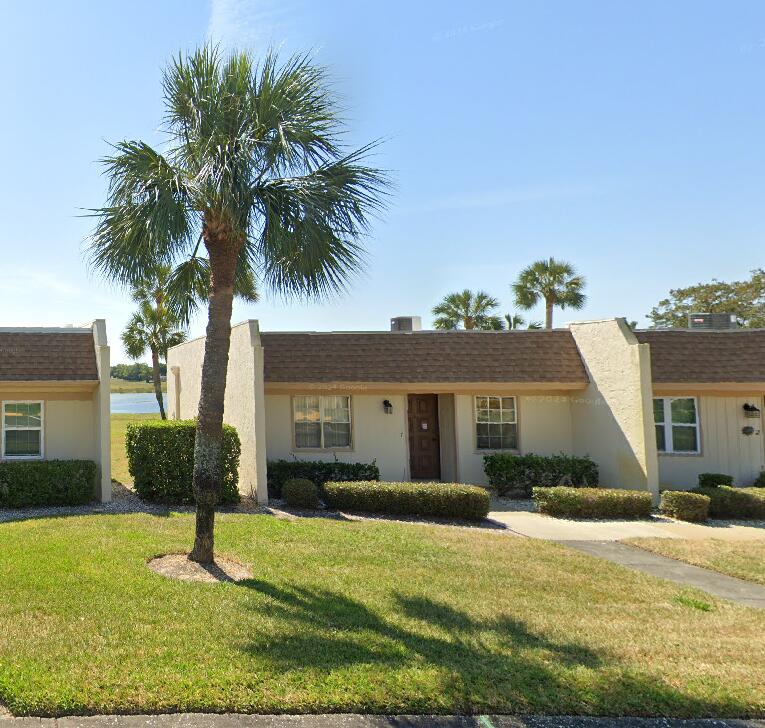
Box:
110 378 167 394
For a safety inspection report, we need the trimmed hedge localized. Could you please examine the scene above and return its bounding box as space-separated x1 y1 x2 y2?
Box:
0 460 97 508
126 420 240 505
483 453 598 497
282 478 320 509
533 487 653 519
324 480 490 521
267 459 379 498
660 491 710 522
753 472 765 488
698 472 734 488
693 485 765 519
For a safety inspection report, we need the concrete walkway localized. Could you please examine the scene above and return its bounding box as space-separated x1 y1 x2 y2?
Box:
563 541 765 608
1 714 764 728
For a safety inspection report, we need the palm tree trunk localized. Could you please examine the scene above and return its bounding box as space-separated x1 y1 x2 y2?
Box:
545 298 554 329
151 346 166 419
189 217 242 564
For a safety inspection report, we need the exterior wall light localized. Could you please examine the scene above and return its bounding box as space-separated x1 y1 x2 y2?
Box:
743 403 761 418
742 425 756 436
382 399 393 414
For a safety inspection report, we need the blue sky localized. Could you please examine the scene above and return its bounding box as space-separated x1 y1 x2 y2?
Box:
2 1 765 362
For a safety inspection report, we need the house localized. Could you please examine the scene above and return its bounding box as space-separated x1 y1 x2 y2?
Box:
167 317 765 503
0 321 111 501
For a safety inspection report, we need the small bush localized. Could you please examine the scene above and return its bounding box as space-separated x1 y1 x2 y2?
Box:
267 459 379 498
324 481 490 521
752 472 765 488
693 485 765 519
698 472 733 488
660 491 710 522
282 478 320 509
126 420 240 505
483 453 598 497
0 460 97 508
533 487 652 519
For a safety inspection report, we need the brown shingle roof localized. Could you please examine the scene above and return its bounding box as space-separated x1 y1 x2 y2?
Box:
634 329 765 383
0 331 98 381
261 330 588 384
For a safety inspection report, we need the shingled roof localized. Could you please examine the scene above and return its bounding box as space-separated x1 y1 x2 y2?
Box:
634 329 765 383
261 330 588 384
0 330 98 381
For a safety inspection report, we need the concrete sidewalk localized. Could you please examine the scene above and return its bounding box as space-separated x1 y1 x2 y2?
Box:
2 715 765 728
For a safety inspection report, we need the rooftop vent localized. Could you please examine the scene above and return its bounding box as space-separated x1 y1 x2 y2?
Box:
390 316 422 332
688 313 739 330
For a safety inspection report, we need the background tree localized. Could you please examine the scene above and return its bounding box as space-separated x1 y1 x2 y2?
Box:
512 257 586 329
648 269 765 328
90 47 387 564
121 266 188 419
504 313 543 330
432 290 503 330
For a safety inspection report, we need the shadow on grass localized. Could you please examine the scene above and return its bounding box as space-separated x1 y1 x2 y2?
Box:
237 579 753 716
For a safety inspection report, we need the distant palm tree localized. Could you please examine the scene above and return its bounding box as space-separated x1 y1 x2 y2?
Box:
512 258 586 329
433 290 503 330
89 46 387 564
122 266 188 419
504 312 543 330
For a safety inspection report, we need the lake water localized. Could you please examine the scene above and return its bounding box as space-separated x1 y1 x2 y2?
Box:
111 392 168 414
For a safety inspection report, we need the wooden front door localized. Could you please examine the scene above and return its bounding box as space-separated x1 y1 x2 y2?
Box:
408 394 441 480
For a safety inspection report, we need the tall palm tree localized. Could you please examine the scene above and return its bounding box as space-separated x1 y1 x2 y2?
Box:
122 266 188 419
432 290 503 330
512 258 586 329
90 47 387 563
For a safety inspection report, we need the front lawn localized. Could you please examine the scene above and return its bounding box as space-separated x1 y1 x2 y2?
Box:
1 515 764 717
627 538 765 586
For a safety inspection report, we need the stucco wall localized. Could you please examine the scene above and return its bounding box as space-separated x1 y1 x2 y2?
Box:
453 393 574 485
570 319 659 497
657 394 765 488
264 393 410 482
167 321 268 502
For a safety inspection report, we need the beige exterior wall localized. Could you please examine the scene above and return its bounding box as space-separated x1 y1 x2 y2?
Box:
656 394 765 488
264 392 411 482
569 318 659 499
91 319 111 501
167 321 268 502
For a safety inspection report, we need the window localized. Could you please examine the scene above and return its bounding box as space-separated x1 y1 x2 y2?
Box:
475 396 518 450
2 401 43 458
653 397 699 454
293 395 351 449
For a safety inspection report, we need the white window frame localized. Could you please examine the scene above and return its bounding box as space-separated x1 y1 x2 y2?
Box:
1 400 45 460
292 395 352 450
653 396 700 455
474 395 519 451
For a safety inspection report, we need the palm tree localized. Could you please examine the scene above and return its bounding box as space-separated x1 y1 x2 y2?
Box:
122 266 187 419
432 290 503 330
512 258 586 329
90 47 387 564
504 313 543 330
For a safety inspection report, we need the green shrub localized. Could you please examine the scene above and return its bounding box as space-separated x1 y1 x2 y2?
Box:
483 453 598 497
267 459 379 498
324 481 490 521
126 420 240 505
532 487 652 519
752 472 765 488
0 460 97 508
282 478 320 509
698 472 733 488
693 486 765 519
660 491 710 522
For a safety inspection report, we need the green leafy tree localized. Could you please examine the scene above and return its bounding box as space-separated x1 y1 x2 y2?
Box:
432 290 503 330
648 269 765 328
121 266 189 419
512 257 586 329
90 47 387 564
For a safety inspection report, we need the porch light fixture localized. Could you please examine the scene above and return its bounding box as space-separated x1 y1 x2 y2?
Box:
743 403 761 418
382 399 393 414
743 425 756 436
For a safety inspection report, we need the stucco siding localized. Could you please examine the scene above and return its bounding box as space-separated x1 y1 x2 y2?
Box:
264 393 410 482
658 394 765 488
46 398 98 460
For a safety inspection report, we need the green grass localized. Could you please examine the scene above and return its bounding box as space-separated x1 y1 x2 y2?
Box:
627 538 765 586
1 514 764 717
111 378 166 394
111 413 159 485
